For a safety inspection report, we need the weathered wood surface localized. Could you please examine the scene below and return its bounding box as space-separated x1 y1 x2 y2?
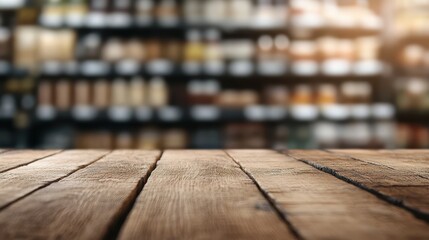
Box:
119 150 295 240
0 150 160 240
230 150 429 240
0 149 61 173
333 149 429 179
288 150 429 220
0 149 428 240
0 150 108 209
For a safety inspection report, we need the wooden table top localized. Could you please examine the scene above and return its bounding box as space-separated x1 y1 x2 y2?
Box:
0 149 428 239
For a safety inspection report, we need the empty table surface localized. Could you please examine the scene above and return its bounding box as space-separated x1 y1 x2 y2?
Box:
0 149 428 240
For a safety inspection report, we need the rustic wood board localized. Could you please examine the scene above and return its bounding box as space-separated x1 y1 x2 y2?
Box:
0 150 61 173
333 149 429 179
119 150 295 240
0 150 161 240
0 150 108 210
229 150 429 239
288 150 429 221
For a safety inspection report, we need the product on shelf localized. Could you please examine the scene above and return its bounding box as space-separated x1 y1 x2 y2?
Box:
394 0 429 36
0 94 16 118
290 0 382 30
55 80 72 110
396 78 429 111
37 77 170 116
264 85 289 106
396 124 429 149
40 0 66 27
73 127 188 149
0 27 10 62
86 0 109 27
399 44 429 68
13 26 39 71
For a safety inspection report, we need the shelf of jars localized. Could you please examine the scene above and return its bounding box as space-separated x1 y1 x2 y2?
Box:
33 118 398 149
33 104 395 124
35 60 385 79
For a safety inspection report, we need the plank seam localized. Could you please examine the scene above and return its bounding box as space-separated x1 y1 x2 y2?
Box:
327 150 429 181
327 150 397 171
224 151 304 240
0 150 111 212
286 151 429 224
0 150 64 174
102 151 164 240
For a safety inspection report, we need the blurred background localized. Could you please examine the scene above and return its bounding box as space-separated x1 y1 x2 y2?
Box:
0 0 428 149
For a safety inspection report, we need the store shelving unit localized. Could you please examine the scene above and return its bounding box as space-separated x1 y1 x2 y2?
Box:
0 0 408 149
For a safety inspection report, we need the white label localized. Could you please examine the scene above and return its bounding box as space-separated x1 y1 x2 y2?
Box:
66 13 86 27
265 106 287 120
40 15 64 27
191 105 220 121
37 106 56 121
108 13 132 28
64 61 79 75
290 105 318 121
320 104 350 120
204 61 225 75
229 60 253 76
81 61 109 76
72 106 97 121
291 61 318 76
86 13 107 27
147 60 173 75
108 106 132 122
158 107 182 122
372 103 395 120
183 62 202 75
257 60 287 76
244 105 267 121
350 104 371 120
354 60 383 76
321 59 352 76
42 61 63 75
0 61 10 74
135 106 153 121
116 60 140 75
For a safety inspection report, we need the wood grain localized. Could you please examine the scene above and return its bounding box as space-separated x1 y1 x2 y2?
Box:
0 150 61 173
333 149 429 179
119 150 295 240
229 150 429 240
0 150 161 240
288 150 429 221
0 150 108 210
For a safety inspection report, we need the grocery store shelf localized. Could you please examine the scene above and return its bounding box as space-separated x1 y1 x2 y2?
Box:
39 22 289 36
34 104 395 125
36 60 385 80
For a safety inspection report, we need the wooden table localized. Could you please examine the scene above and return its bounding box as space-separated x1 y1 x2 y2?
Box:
0 149 428 239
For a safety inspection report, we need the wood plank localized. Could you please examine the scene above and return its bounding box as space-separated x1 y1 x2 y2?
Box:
0 150 62 173
0 150 161 240
333 149 429 179
288 150 429 221
119 150 295 240
0 150 108 210
229 150 429 239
